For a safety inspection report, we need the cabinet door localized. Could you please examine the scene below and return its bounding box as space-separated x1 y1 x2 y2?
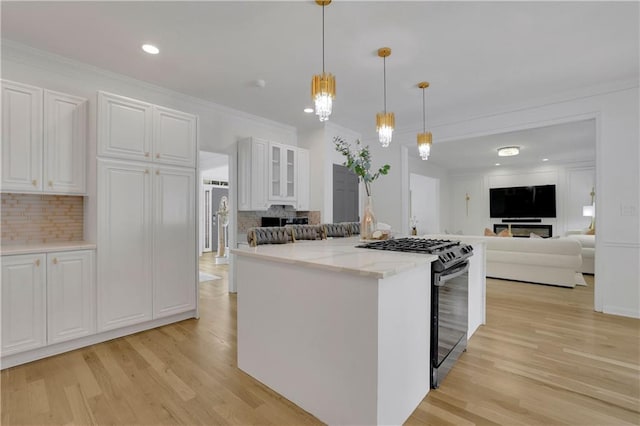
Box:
1 254 46 356
1 80 43 192
43 90 87 194
98 91 153 162
152 106 197 167
97 159 152 331
237 139 252 211
251 139 269 209
153 166 196 318
283 147 296 201
268 143 282 200
297 148 310 210
47 250 95 344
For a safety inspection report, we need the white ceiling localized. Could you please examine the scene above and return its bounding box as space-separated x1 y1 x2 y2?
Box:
2 1 637 165
429 119 596 171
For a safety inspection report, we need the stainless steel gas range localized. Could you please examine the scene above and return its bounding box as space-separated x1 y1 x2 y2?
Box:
356 237 474 388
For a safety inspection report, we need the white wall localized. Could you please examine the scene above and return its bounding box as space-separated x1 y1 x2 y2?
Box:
431 83 639 318
409 174 439 235
447 162 595 237
408 156 451 233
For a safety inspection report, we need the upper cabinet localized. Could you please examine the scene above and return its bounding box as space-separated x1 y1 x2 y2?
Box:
238 137 309 211
98 91 196 168
1 80 86 194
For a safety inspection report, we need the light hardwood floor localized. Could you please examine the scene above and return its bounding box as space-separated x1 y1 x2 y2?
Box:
2 255 639 425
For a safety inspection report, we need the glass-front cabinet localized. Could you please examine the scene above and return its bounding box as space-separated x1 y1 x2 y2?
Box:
268 142 296 203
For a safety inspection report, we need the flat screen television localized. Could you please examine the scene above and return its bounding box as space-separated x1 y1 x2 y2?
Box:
489 185 556 218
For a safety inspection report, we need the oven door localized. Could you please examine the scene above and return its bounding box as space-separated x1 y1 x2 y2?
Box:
431 261 469 388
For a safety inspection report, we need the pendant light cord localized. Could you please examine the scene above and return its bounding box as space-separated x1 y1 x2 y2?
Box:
322 4 325 73
422 88 426 132
383 56 387 113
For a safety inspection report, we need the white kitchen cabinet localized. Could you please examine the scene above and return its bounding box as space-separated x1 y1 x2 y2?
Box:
1 80 87 195
47 250 95 344
98 91 197 167
238 137 269 210
153 166 196 318
268 142 297 204
1 81 43 192
98 91 153 162
297 148 310 210
153 106 197 167
44 90 87 194
97 159 196 329
97 159 153 331
1 253 46 356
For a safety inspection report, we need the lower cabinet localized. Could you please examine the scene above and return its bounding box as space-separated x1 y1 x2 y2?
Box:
1 254 46 355
1 250 95 356
47 250 95 344
97 159 196 331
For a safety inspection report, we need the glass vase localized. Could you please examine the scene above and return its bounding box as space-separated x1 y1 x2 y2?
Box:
361 196 377 240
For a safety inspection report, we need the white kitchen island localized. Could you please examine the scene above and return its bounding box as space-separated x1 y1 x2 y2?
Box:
232 237 485 425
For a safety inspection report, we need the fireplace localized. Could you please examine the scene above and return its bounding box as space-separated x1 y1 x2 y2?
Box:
494 224 552 238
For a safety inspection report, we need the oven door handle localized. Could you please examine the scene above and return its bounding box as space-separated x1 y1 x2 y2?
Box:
435 262 470 286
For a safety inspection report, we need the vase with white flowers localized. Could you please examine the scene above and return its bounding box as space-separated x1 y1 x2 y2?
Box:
334 136 390 239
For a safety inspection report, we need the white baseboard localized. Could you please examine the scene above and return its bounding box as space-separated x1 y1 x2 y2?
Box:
602 305 640 319
0 310 197 369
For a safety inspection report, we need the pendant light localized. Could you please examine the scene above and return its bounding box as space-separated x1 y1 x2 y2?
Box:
417 81 432 160
376 47 394 147
311 0 335 122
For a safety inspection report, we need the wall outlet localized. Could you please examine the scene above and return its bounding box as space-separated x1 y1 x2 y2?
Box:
620 204 637 217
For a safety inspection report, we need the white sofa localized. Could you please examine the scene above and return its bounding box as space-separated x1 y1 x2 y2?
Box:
426 234 583 288
565 233 595 274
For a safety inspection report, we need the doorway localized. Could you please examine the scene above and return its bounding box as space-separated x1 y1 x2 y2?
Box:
333 164 359 223
199 151 230 296
410 173 440 235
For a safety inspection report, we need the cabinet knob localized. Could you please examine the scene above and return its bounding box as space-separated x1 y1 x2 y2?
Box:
155 170 160 175
156 153 160 159
52 258 58 265
32 180 37 187
145 169 149 174
35 259 40 267
48 180 53 187
145 152 150 157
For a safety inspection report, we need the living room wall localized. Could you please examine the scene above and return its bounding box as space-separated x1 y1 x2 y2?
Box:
448 162 595 237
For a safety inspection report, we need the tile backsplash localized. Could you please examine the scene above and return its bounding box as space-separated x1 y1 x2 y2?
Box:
1 194 84 244
237 205 321 233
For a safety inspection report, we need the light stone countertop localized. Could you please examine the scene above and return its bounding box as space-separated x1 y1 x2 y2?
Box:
1 241 97 256
231 236 438 279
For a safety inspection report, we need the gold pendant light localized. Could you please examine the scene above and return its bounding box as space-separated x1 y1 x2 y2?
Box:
417 81 432 160
376 47 394 147
311 0 335 122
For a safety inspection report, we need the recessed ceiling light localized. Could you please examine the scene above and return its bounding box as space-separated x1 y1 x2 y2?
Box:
542 158 549 162
495 163 501 166
304 107 314 114
142 44 159 55
497 146 520 157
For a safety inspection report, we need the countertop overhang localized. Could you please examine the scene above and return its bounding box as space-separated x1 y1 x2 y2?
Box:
231 237 437 279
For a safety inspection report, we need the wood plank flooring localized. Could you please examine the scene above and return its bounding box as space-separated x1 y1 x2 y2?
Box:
2 255 639 425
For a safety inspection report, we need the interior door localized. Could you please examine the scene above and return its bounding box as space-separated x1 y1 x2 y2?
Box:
333 164 359 223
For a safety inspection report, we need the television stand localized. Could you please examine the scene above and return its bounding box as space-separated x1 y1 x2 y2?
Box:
494 223 552 238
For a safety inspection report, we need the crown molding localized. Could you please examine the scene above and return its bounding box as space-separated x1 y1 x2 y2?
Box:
1 40 297 135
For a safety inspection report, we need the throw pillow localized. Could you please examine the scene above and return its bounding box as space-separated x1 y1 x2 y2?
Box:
484 228 496 236
497 229 512 237
585 228 595 235
529 232 542 238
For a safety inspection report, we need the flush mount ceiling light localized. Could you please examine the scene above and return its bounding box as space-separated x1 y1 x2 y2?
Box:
497 146 520 157
311 0 335 122
141 44 159 55
376 47 394 147
416 81 432 160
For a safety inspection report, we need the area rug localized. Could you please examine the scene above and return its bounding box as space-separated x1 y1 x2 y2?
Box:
575 272 587 286
199 271 222 282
